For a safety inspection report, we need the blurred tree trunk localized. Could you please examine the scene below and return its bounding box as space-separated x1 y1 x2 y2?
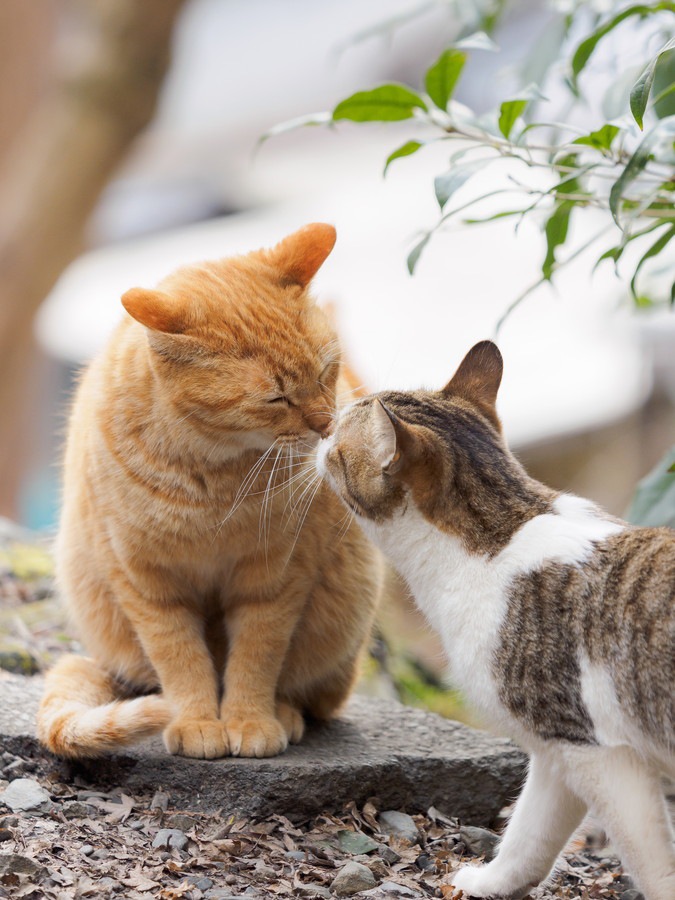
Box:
0 0 189 518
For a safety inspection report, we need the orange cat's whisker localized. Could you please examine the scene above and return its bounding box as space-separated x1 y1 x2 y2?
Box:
259 446 284 560
282 466 319 521
216 442 278 533
284 481 323 569
333 508 355 544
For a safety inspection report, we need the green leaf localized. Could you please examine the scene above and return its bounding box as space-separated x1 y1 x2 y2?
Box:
630 224 675 297
571 3 675 89
594 244 624 272
542 201 573 280
498 99 528 139
424 49 466 110
496 86 543 139
337 830 379 855
594 220 670 273
630 39 675 130
626 445 675 527
464 209 527 224
333 84 427 122
653 48 675 118
572 124 620 151
259 112 332 144
407 233 431 274
434 158 489 209
609 123 661 224
653 80 675 117
455 31 498 52
384 140 424 175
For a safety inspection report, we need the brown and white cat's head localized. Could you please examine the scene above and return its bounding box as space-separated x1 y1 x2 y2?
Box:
120 223 340 449
317 341 547 554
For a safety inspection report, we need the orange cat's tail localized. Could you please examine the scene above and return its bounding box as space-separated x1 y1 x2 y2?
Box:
37 655 171 758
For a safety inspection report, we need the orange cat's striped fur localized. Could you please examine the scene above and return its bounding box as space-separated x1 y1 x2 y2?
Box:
37 223 382 760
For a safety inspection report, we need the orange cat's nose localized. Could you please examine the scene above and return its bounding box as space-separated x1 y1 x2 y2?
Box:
305 411 334 439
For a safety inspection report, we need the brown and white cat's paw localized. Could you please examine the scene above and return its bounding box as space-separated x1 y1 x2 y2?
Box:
221 710 288 757
450 864 533 899
163 717 228 759
276 702 305 744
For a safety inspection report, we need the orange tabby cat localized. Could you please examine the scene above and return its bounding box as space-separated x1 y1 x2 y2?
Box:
37 223 382 760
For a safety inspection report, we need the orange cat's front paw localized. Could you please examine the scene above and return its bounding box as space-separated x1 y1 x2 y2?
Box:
222 710 288 758
163 717 228 759
276 702 305 744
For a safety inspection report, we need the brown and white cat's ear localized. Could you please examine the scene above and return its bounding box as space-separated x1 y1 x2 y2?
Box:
442 340 503 426
270 223 337 288
121 288 188 334
371 400 416 473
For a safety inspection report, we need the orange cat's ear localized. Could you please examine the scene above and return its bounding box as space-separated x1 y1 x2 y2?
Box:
271 223 337 288
442 340 503 426
121 288 187 334
371 400 416 473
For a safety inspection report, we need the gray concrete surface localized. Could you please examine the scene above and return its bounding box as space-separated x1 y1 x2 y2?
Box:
0 672 526 823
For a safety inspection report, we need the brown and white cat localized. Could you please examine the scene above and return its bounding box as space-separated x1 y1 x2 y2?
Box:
317 340 675 900
37 223 382 761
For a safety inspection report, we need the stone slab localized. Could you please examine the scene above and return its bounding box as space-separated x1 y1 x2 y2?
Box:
0 672 526 824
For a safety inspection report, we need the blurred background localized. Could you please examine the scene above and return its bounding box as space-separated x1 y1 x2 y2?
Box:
0 0 673 718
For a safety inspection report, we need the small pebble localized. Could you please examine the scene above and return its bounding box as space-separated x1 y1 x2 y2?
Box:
378 810 420 845
459 825 500 861
0 817 17 828
284 849 306 861
0 829 12 843
150 790 170 812
186 876 214 891
152 828 189 851
204 892 245 900
0 778 51 813
296 885 331 899
61 801 96 820
377 843 401 865
366 882 422 897
330 861 377 896
2 759 32 779
165 813 196 832
91 848 109 860
81 845 94 856
254 861 275 879
0 853 45 877
415 853 436 873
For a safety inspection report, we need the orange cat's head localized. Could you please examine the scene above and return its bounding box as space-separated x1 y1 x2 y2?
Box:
121 223 340 450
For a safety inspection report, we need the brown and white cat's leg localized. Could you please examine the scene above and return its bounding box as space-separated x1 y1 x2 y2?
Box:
451 750 586 899
561 744 675 900
221 593 304 757
114 579 226 759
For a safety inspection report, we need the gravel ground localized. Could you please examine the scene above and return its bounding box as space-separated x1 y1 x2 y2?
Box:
0 739 650 900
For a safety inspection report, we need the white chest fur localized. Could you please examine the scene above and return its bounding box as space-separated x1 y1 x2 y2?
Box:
358 495 624 735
